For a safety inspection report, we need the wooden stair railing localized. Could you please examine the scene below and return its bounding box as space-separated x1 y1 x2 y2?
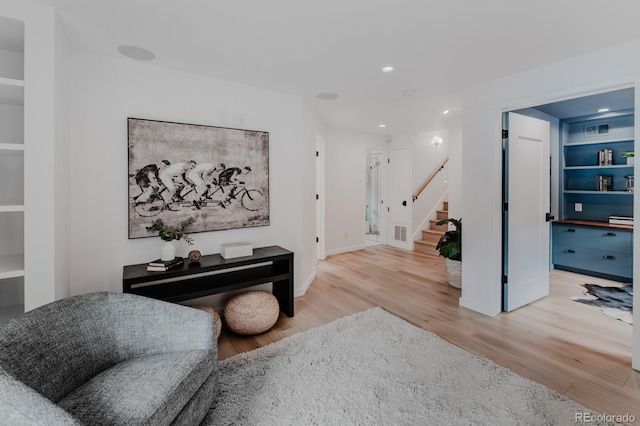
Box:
412 156 448 202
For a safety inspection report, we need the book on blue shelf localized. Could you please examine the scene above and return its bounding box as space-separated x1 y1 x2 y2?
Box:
608 216 633 226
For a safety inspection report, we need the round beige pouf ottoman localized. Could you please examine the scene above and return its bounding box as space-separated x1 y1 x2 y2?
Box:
189 305 222 338
224 291 279 335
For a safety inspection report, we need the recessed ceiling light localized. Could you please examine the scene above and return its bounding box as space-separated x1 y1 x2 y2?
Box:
598 108 610 113
403 89 416 97
443 110 449 114
382 66 394 73
379 124 387 128
117 45 156 61
317 92 339 100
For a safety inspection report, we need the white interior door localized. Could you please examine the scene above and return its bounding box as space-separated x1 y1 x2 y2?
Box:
386 148 411 249
504 112 551 311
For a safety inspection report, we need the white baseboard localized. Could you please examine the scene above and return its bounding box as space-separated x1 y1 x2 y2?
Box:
295 269 317 298
325 244 366 257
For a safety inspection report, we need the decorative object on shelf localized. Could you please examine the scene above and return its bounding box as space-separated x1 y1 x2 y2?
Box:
146 217 195 261
220 242 253 259
188 249 202 262
435 218 462 289
224 291 279 335
624 175 634 192
596 175 612 192
189 305 222 338
622 151 634 166
147 256 184 272
128 118 270 239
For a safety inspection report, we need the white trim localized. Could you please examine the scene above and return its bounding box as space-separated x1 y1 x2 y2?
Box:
294 269 316 298
316 135 326 261
325 244 366 257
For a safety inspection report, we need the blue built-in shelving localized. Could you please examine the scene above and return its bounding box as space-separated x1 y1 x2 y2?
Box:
553 109 634 282
560 111 634 222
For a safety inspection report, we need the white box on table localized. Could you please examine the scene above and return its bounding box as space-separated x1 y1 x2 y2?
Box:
220 242 253 259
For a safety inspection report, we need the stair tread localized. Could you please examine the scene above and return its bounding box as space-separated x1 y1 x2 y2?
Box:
423 228 444 234
414 239 437 246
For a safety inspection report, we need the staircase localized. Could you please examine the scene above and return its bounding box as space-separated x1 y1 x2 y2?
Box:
414 201 448 256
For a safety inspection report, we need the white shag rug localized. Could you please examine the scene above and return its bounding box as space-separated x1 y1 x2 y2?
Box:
203 308 615 426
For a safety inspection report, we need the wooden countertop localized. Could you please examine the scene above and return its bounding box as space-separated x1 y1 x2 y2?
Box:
553 219 633 231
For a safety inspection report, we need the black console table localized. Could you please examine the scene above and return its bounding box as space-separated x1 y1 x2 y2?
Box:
122 245 294 317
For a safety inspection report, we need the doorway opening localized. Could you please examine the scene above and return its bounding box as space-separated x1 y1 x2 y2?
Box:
366 149 383 247
503 86 634 355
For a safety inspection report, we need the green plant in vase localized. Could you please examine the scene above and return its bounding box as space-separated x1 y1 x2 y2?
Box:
147 217 195 260
621 152 635 166
435 218 462 288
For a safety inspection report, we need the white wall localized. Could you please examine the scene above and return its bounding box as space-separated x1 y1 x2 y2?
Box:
54 11 71 301
68 52 316 306
325 128 385 255
460 38 640 370
447 117 463 220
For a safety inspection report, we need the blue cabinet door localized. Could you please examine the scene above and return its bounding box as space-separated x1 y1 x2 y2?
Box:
554 225 632 253
554 244 632 279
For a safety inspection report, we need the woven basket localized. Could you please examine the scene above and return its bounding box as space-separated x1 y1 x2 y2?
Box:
444 258 462 289
224 291 279 335
189 305 222 338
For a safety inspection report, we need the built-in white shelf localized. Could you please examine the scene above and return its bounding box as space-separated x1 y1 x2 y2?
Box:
0 304 24 324
0 77 24 87
0 77 24 106
0 204 25 212
0 143 24 151
0 253 24 279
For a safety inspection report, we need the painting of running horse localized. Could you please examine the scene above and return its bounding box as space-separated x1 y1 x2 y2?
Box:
128 118 269 239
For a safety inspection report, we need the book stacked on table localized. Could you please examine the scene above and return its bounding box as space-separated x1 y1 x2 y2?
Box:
608 216 634 226
147 257 184 272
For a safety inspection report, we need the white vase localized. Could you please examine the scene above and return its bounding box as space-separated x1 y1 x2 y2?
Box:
627 157 635 166
443 258 462 289
161 241 176 261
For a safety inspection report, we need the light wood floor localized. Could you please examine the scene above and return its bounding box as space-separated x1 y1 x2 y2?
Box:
218 245 640 421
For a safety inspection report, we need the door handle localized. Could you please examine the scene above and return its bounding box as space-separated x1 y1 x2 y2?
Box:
565 249 576 254
402 201 407 206
604 232 617 237
545 213 555 222
565 228 576 233
603 255 618 260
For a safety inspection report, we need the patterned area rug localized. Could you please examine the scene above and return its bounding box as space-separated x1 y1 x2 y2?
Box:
572 284 633 324
203 308 615 425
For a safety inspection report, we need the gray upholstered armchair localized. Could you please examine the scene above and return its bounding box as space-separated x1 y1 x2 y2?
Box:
0 292 218 426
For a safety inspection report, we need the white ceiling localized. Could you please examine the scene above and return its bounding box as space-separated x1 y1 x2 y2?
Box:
28 0 640 136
